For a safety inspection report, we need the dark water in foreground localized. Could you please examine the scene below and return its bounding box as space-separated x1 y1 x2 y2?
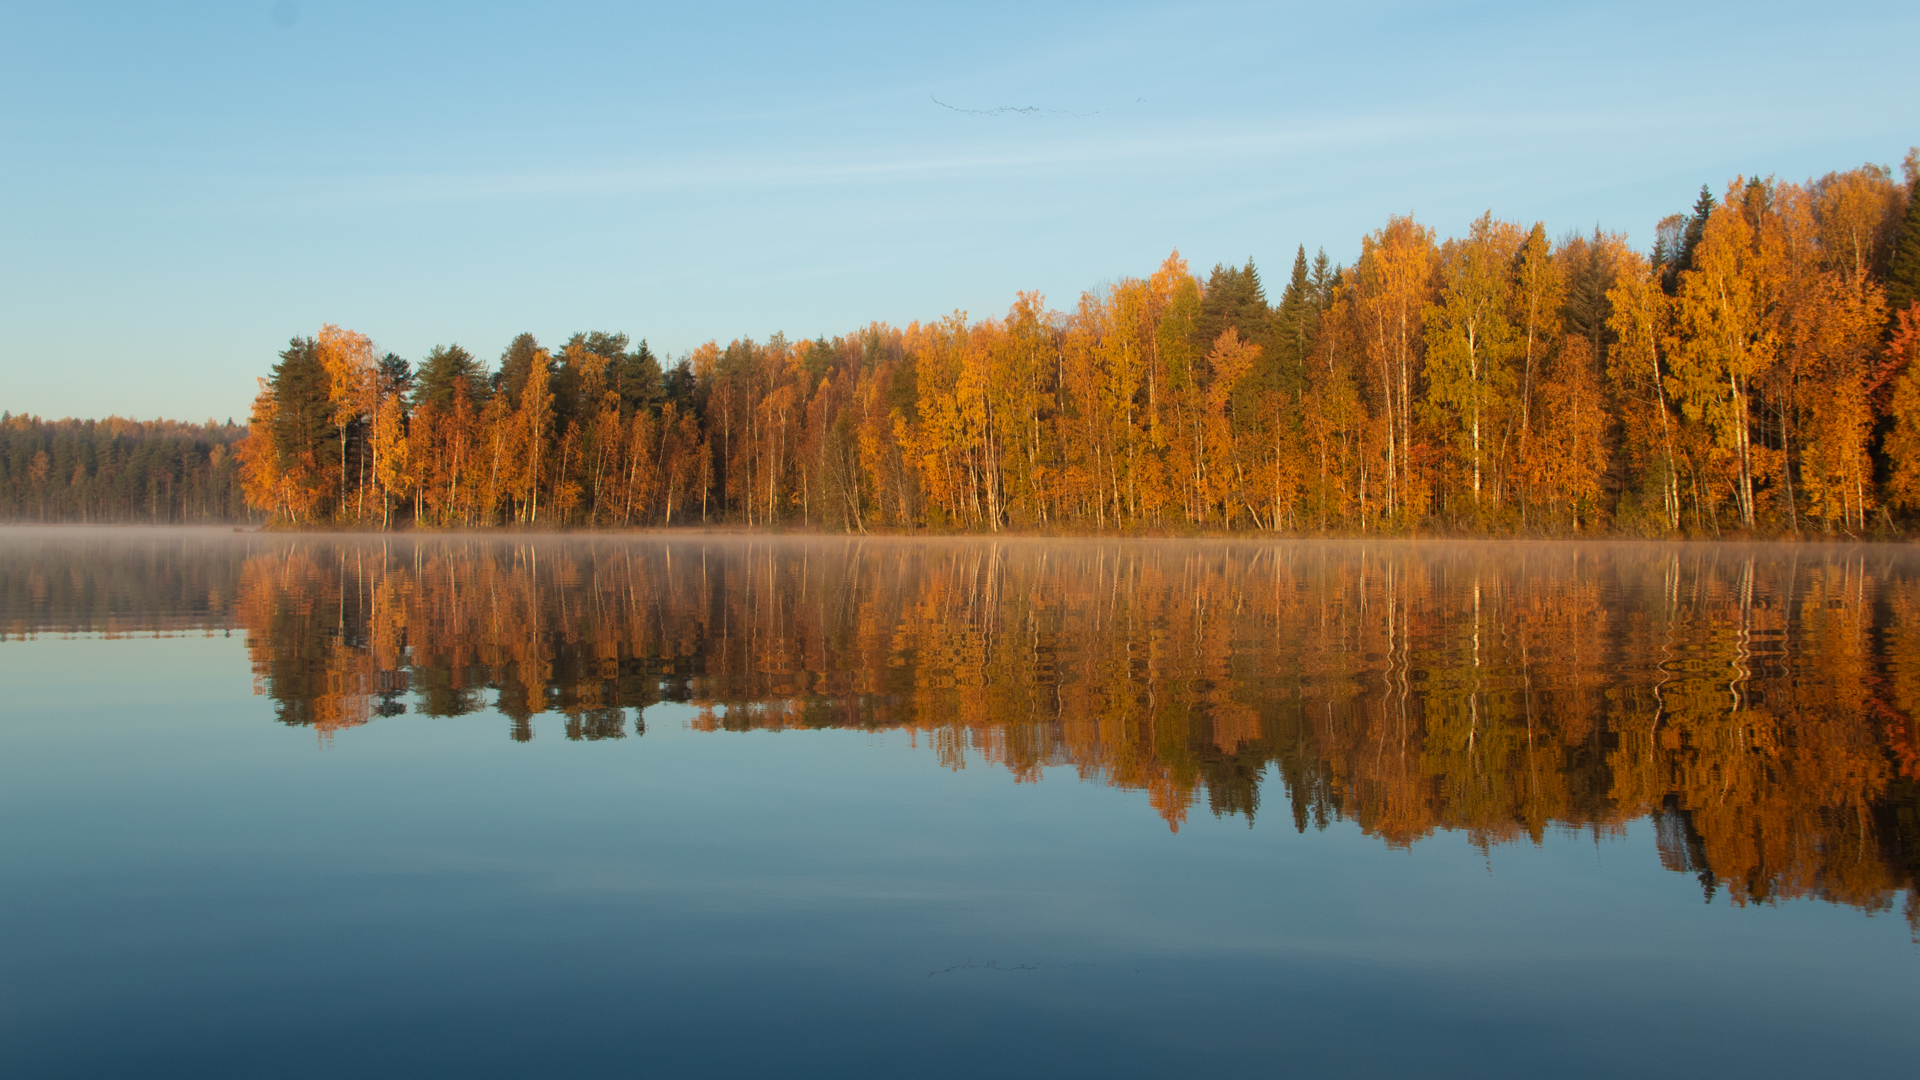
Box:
2 528 1917 1078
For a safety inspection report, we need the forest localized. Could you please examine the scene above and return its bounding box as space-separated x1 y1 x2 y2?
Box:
10 151 1920 536
0 415 250 524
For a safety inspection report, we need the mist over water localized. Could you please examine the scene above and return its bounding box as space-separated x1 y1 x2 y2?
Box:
2 528 1917 1077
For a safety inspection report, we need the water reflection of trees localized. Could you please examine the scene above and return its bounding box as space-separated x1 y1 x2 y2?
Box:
6 533 1917 924
0 530 248 636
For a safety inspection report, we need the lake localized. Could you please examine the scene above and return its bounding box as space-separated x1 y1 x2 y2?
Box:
2 528 1916 1078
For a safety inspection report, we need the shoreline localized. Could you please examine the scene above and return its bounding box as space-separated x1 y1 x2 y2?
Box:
3 521 1915 546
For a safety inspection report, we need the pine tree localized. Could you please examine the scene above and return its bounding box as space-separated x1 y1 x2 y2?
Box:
557 331 644 422
259 336 340 521
492 333 543 410
413 345 484 412
269 337 335 477
376 353 413 401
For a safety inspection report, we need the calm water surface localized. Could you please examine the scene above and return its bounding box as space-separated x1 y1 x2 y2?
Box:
2 528 1917 1078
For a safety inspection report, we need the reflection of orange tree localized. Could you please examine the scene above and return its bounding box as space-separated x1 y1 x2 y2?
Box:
1606 557 1903 914
1880 578 1920 782
236 550 373 744
237 541 707 743
219 538 1916 923
1630 699 1894 911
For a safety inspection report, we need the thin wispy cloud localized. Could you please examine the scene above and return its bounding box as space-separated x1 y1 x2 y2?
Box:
164 107 1683 214
928 95 1108 118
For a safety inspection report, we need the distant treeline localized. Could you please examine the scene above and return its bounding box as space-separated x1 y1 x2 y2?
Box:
218 151 1920 533
0 415 252 524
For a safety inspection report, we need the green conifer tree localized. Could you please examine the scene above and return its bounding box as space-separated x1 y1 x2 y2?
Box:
1886 175 1920 316
492 333 543 410
269 337 333 465
267 336 339 517
1652 213 1688 294
376 353 413 401
1561 229 1614 360
1274 245 1316 377
1308 247 1335 311
1194 260 1282 405
1677 184 1717 277
413 345 485 412
615 339 664 415
1192 260 1272 354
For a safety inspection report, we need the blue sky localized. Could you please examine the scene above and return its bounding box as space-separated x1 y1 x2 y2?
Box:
2 0 1914 422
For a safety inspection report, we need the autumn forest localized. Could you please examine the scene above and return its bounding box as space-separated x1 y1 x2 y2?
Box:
8 153 1920 537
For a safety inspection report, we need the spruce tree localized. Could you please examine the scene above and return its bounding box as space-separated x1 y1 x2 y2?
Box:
1561 229 1614 360
1192 259 1271 358
1308 248 1335 311
1652 213 1687 294
1274 245 1315 376
615 339 664 415
662 358 698 413
1886 181 1920 316
1677 184 1717 277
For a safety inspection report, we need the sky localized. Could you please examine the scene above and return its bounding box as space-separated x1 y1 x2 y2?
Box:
1 1 1915 422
